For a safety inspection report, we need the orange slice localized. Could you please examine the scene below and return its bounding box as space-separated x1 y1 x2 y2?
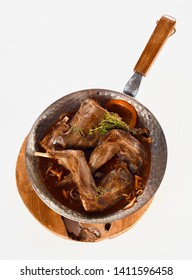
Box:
105 99 137 128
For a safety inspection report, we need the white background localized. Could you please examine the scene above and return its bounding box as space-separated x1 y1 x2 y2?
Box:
1 0 192 260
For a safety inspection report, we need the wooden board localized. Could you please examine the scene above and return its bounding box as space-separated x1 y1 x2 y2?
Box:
16 138 153 242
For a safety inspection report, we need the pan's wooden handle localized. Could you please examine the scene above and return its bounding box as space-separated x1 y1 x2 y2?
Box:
134 15 176 76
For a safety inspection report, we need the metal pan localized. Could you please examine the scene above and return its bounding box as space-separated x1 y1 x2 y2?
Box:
25 15 176 224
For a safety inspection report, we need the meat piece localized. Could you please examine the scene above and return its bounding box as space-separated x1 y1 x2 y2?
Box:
41 99 107 151
97 162 134 209
48 150 134 212
50 150 100 212
41 116 70 151
69 99 106 132
89 129 147 175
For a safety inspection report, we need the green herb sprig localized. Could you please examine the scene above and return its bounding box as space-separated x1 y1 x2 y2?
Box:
71 127 85 137
89 112 137 136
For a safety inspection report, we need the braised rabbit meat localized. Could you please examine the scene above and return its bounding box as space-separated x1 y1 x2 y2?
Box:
41 99 107 151
35 98 151 214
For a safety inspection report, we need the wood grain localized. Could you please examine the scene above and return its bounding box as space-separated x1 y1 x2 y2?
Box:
134 15 176 76
16 138 153 242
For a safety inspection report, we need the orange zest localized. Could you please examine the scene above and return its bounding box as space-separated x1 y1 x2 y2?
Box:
105 99 137 128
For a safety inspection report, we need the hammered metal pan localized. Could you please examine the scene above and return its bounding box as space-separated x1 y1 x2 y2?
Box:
25 15 176 224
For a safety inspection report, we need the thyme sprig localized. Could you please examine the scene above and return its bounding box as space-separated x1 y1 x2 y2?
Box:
71 127 85 137
89 112 137 136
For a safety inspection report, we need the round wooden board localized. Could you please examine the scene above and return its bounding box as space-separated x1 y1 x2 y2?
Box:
16 138 153 242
